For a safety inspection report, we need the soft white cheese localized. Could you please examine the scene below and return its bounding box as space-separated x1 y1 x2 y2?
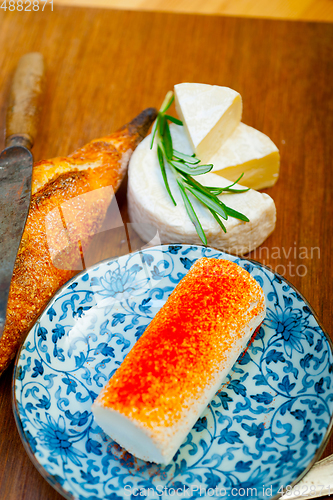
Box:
127 124 276 256
92 305 264 464
92 259 266 464
209 122 280 190
174 83 242 163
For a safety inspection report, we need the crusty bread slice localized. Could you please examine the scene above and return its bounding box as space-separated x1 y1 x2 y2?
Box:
0 108 157 375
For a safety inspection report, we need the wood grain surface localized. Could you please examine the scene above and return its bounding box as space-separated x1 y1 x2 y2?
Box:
53 0 333 23
0 6 332 500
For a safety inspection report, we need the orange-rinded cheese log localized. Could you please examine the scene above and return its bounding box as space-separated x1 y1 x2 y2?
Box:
92 258 266 464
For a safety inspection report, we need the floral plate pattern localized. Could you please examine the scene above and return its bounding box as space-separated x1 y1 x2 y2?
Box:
13 245 333 500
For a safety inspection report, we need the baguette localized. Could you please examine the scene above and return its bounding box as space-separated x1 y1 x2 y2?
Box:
0 108 157 375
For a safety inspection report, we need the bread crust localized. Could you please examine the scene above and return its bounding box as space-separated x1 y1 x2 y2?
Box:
0 108 157 375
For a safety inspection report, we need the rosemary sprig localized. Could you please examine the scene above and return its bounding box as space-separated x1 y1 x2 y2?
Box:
150 91 250 245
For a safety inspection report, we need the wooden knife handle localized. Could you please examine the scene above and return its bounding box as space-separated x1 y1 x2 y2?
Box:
5 52 45 150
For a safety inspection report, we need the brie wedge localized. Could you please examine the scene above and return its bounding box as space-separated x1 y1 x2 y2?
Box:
127 124 276 256
174 83 242 163
209 122 280 190
92 258 266 464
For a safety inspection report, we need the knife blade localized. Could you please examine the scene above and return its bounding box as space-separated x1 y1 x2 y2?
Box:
281 454 333 500
0 53 45 339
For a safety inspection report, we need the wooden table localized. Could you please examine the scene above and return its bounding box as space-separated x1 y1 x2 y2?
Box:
52 0 333 23
0 6 332 500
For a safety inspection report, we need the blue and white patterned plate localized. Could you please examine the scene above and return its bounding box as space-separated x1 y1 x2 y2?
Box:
13 245 333 500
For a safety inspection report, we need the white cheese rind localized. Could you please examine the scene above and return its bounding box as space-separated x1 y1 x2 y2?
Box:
174 83 242 163
92 306 265 464
209 122 280 190
127 124 276 255
92 260 266 465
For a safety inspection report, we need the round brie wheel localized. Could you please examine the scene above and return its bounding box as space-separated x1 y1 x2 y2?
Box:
127 124 276 256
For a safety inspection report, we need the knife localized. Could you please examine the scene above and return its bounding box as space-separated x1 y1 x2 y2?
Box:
281 454 333 500
0 53 45 340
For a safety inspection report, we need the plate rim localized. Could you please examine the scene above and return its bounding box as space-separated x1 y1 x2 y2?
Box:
11 243 333 500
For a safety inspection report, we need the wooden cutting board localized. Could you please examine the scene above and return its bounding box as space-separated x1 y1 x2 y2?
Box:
0 6 332 500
